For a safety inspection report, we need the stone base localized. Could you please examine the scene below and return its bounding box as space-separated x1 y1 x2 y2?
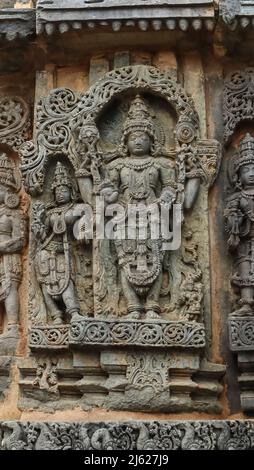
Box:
0 420 254 450
18 351 225 413
229 317 254 413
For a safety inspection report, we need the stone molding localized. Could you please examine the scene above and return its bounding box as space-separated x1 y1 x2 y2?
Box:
36 0 216 34
29 320 206 351
1 420 254 450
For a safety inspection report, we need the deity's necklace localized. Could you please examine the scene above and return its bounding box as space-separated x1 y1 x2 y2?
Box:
50 202 73 235
242 189 254 199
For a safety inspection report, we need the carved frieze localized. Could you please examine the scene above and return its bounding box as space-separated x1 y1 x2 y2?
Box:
29 326 69 350
69 319 206 349
1 420 254 450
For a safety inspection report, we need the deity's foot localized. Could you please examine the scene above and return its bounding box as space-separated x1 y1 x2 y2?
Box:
145 310 161 320
229 303 254 317
71 312 85 322
52 316 63 326
124 310 142 320
0 324 19 354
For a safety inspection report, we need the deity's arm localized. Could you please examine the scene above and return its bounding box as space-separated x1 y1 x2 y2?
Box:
224 192 242 250
184 177 200 210
76 168 93 206
101 162 120 204
31 202 49 242
157 158 177 204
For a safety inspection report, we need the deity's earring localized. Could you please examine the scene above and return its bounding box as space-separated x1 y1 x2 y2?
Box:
5 193 20 208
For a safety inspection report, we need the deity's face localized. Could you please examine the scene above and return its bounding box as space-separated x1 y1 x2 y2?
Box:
127 131 151 157
55 185 71 205
239 163 254 188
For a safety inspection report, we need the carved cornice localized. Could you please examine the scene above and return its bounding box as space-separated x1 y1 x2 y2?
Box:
0 8 35 41
36 0 216 34
29 320 206 351
1 420 254 450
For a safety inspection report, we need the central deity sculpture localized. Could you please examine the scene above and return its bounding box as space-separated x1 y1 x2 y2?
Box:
99 95 178 319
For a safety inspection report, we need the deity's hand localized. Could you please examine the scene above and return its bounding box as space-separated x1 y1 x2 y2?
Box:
100 184 119 204
159 188 176 207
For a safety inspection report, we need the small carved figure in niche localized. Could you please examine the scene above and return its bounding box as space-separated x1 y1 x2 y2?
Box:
225 133 254 316
99 95 178 319
32 162 83 324
0 153 26 344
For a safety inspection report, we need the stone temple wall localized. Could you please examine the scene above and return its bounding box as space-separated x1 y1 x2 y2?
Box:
0 0 254 450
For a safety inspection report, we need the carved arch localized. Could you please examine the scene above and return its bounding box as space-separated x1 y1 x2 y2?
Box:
20 65 208 194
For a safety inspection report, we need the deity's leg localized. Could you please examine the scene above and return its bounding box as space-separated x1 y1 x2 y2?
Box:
62 280 82 321
41 284 63 324
120 270 142 319
232 260 254 315
5 280 19 327
145 272 162 319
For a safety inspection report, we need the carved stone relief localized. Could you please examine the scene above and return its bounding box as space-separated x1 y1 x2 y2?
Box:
225 132 254 412
1 420 254 450
224 69 254 144
20 64 224 412
0 96 30 400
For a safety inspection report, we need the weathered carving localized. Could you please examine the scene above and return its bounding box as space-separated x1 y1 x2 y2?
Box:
225 132 254 412
224 69 254 144
225 133 254 316
0 153 26 354
229 317 254 351
33 357 58 394
0 97 30 151
0 9 35 41
1 420 254 450
220 0 240 24
30 161 89 326
126 353 169 392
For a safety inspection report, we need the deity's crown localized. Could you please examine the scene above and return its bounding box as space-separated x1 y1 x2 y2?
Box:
51 162 72 191
0 152 19 191
235 133 254 171
123 95 155 137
